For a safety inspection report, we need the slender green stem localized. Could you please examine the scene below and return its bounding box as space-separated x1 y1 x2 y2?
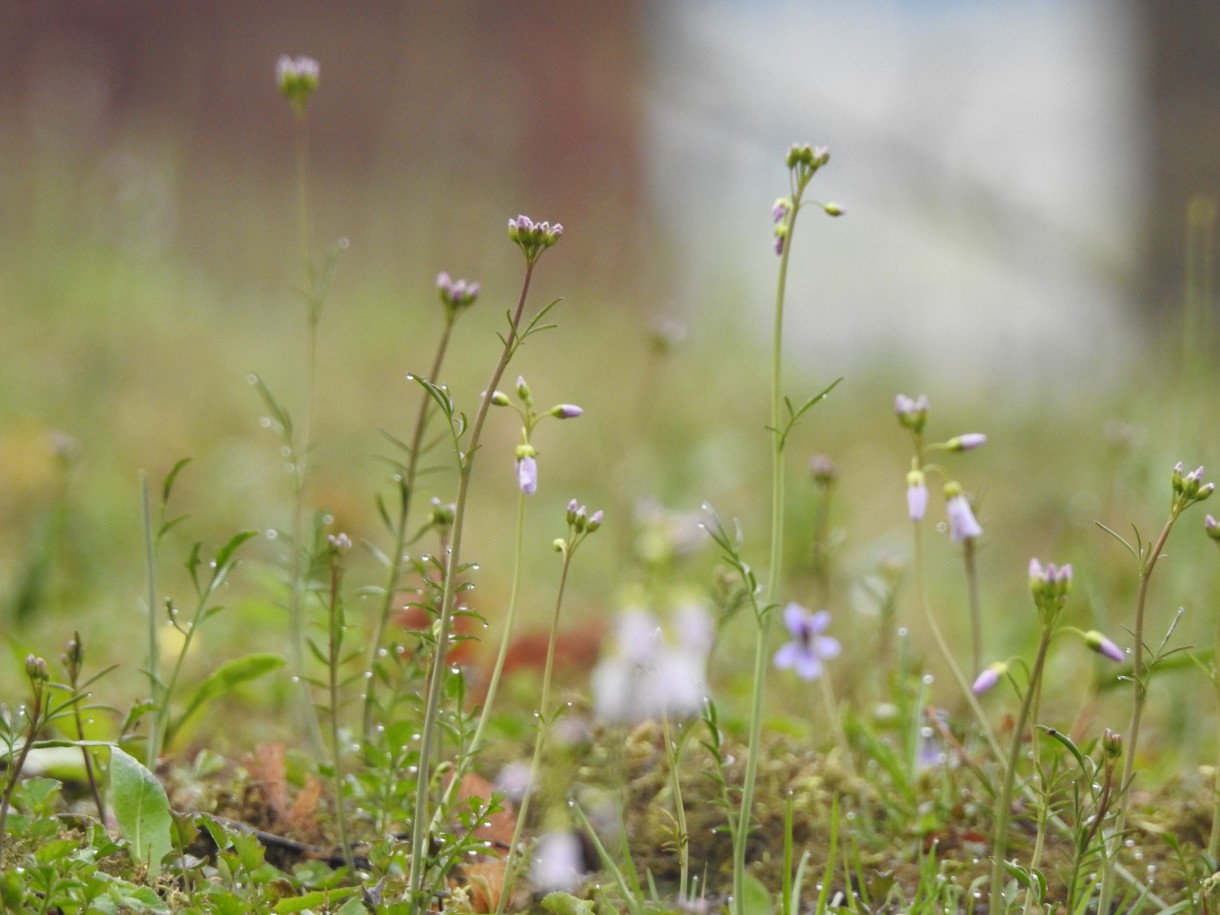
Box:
990 626 1052 908
496 542 578 913
407 263 535 913
326 554 355 873
1211 586 1220 860
963 536 982 677
912 524 1004 763
426 488 529 839
362 315 459 740
733 188 800 915
1099 511 1176 910
0 680 44 860
817 666 855 776
141 474 160 764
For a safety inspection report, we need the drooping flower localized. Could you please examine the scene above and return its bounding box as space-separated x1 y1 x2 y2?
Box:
906 469 928 522
773 603 841 681
516 447 538 495
944 483 982 541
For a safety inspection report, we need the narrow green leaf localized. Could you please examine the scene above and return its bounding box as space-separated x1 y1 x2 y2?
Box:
167 654 285 743
109 746 172 878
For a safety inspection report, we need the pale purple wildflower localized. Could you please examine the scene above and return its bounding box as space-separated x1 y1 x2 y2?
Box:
947 433 987 452
773 603 841 681
517 453 537 495
972 662 1007 695
436 271 480 311
1085 630 1124 662
894 394 929 433
906 470 928 522
945 487 982 541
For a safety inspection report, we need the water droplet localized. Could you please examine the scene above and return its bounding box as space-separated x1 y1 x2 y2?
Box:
259 417 273 428
265 529 278 540
407 765 418 775
897 626 909 637
280 446 292 458
247 373 258 385
921 673 934 685
375 725 384 734
291 676 300 683
364 670 373 679
378 648 388 657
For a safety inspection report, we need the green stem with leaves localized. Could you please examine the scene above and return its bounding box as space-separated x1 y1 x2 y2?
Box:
406 262 538 913
362 309 462 740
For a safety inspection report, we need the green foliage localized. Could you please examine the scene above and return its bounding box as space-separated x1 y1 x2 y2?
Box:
109 746 173 878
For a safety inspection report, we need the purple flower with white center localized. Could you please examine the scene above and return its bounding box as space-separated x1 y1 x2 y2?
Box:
972 662 1007 695
773 603 840 681
944 484 982 541
906 469 928 522
1084 630 1124 663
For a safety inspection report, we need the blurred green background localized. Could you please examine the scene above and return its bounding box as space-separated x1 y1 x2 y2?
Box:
1 2 1217 756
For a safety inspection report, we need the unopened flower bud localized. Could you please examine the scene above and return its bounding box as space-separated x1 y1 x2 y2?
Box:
25 654 49 683
586 510 604 532
772 198 791 223
550 404 583 419
822 202 844 217
810 454 837 487
1084 630 1124 662
490 391 511 407
946 433 987 452
1102 727 1122 760
515 375 532 405
973 662 1007 695
1206 514 1220 543
430 498 455 528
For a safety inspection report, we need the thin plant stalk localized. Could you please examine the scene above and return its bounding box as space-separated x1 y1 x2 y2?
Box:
732 156 803 915
429 488 529 831
325 541 356 873
495 512 596 913
362 310 462 740
0 658 49 860
963 535 982 678
141 474 160 764
1211 582 1220 861
990 627 1052 907
406 262 537 912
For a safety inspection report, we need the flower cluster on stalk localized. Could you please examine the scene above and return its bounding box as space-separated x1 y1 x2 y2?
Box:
508 214 563 266
491 375 582 495
894 393 986 540
276 55 319 116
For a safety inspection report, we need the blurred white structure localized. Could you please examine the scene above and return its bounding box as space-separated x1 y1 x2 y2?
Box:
645 0 1143 384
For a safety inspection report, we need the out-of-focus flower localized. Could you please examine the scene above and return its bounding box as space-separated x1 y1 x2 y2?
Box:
895 394 929 434
773 603 841 682
276 55 319 114
531 830 585 893
972 661 1007 695
944 483 982 541
906 469 928 522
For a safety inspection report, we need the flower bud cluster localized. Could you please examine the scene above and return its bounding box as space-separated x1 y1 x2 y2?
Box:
566 499 603 535
494 375 583 495
508 214 563 265
436 272 480 315
25 654 49 683
785 144 830 172
276 55 319 114
894 393 929 434
1029 558 1071 623
429 497 455 529
1171 462 1215 509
